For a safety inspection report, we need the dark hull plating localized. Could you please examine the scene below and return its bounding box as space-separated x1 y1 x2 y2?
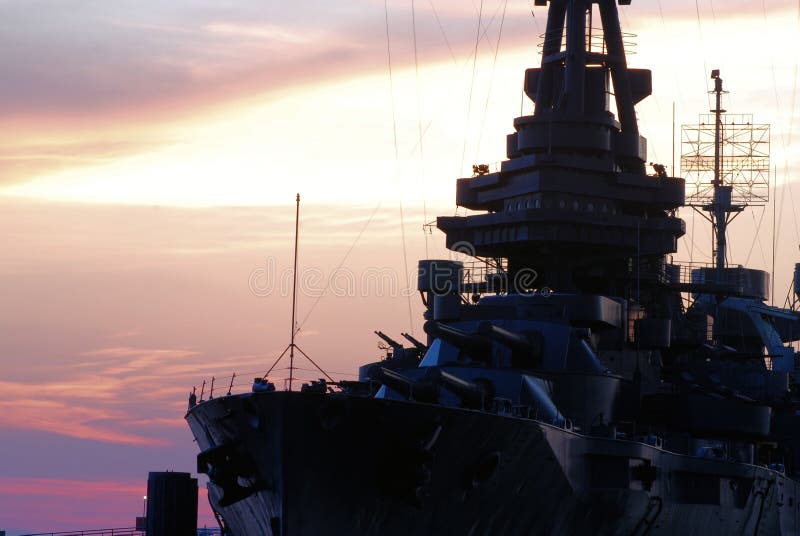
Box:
187 392 799 535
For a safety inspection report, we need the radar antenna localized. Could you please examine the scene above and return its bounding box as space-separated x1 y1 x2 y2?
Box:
681 70 771 269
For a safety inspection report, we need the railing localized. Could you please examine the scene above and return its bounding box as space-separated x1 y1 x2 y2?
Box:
665 262 769 301
667 261 741 287
20 529 143 536
191 368 341 403
537 27 637 56
460 258 509 298
21 529 221 536
189 367 357 408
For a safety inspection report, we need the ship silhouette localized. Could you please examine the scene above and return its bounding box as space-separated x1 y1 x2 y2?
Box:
187 1 800 533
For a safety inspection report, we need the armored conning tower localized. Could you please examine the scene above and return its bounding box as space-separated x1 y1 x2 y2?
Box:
438 0 685 297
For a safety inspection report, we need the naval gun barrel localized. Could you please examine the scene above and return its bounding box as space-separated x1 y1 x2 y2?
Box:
427 368 488 409
375 330 402 349
401 332 428 352
478 320 543 366
477 321 532 352
374 367 438 402
423 321 491 359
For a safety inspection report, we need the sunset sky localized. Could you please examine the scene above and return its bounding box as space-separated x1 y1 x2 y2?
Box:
2 0 800 532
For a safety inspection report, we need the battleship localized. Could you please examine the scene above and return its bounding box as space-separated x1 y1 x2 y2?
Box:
186 0 800 534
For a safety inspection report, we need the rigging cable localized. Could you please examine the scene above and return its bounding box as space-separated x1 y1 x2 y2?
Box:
383 0 415 335
412 0 429 259
293 1 406 334
524 2 542 122
427 0 457 63
761 3 797 304
755 5 800 305
295 202 384 335
763 11 800 256
477 0 508 56
743 206 769 269
399 206 415 336
470 0 505 56
790 1 800 304
383 0 399 167
773 166 777 306
476 0 509 156
693 0 712 111
460 0 485 176
529 0 542 35
786 14 800 248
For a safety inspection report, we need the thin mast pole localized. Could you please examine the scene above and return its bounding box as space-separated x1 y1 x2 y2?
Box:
289 193 300 390
711 71 727 270
772 166 777 306
672 101 676 175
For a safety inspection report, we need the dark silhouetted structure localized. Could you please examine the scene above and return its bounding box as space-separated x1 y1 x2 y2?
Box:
145 472 197 536
187 1 800 534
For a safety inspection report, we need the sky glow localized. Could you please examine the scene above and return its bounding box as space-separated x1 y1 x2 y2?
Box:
2 1 800 533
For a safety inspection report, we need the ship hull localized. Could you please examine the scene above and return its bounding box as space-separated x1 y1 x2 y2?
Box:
187 392 799 535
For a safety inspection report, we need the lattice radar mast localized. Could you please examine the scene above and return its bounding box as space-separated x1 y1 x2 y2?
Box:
681 70 771 269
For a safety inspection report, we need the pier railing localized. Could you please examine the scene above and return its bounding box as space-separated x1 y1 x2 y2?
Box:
22 529 221 536
20 529 143 536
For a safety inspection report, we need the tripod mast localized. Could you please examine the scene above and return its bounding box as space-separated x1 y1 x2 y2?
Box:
264 194 334 389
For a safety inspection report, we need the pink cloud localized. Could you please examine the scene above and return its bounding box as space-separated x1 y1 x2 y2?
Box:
0 397 164 446
0 340 280 446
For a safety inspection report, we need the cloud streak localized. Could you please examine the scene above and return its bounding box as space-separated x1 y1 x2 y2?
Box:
0 343 270 445
2 0 796 194
1 0 796 125
0 138 168 186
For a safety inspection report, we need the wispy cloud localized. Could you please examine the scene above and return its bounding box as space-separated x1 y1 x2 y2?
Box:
203 22 325 44
0 138 168 186
0 344 269 446
0 397 161 446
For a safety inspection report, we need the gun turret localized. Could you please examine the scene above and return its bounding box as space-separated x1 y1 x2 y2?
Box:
477 322 529 351
423 321 491 361
374 367 438 403
427 368 491 409
477 321 543 368
402 332 428 352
